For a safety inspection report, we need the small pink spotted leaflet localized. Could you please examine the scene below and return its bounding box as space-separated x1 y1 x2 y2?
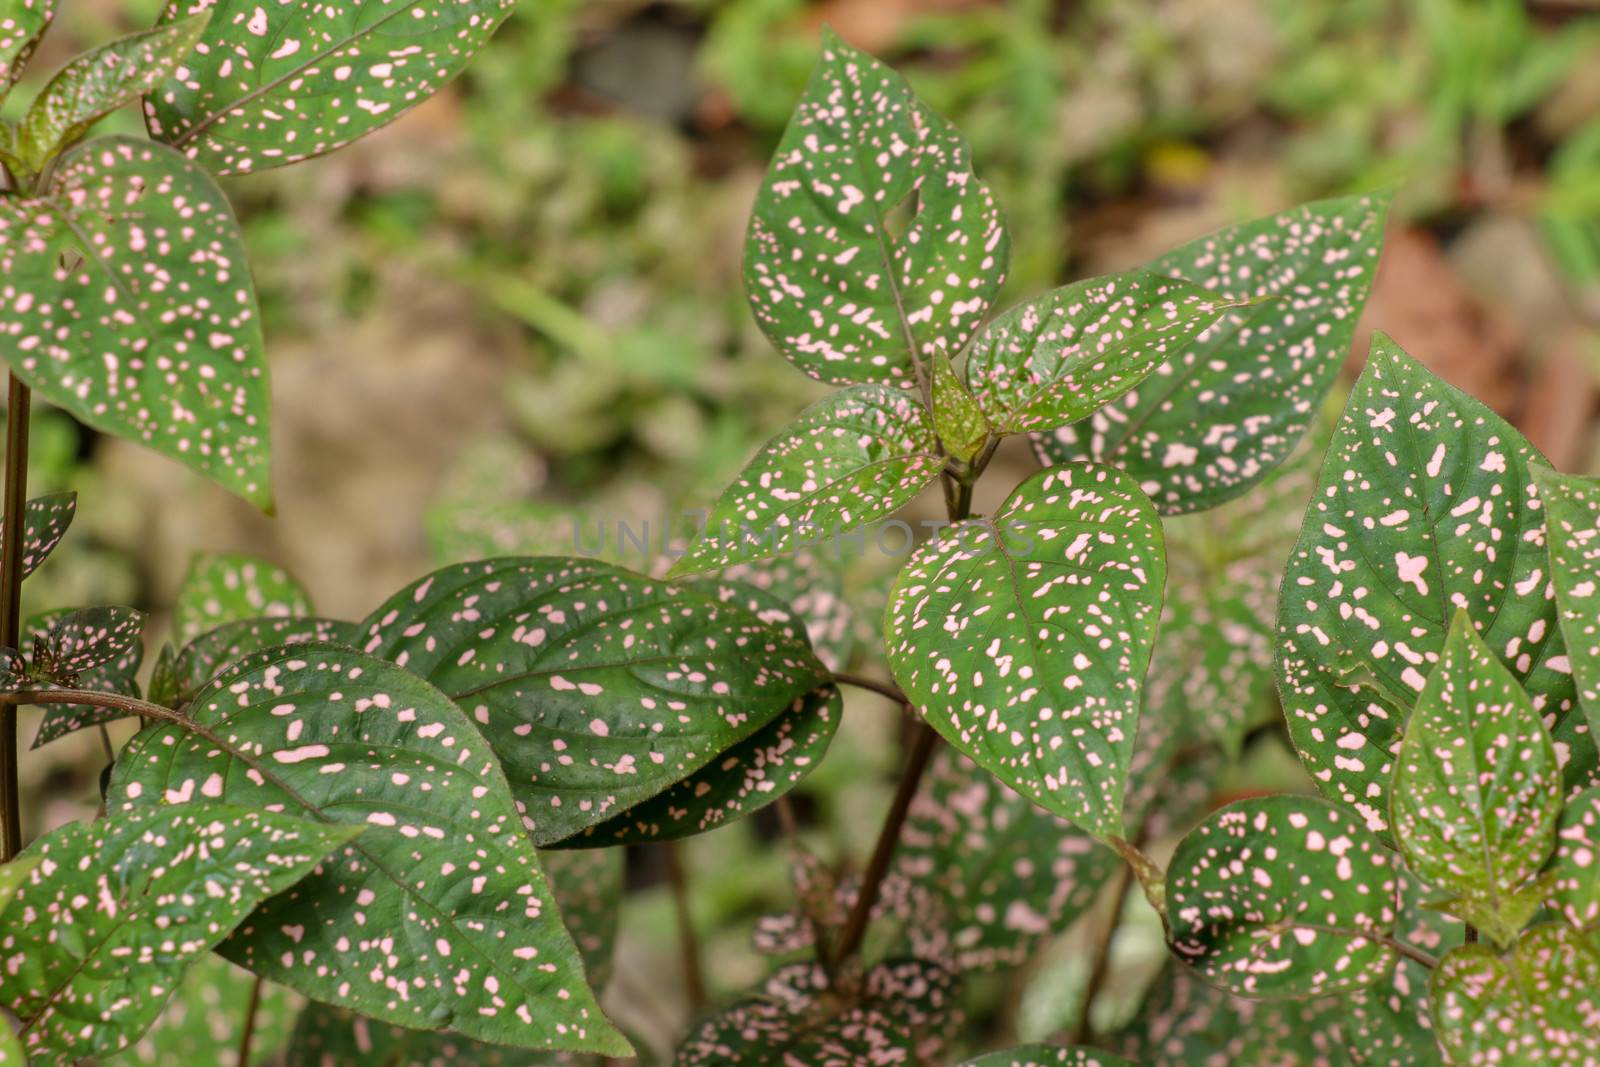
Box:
0 491 75 581
1533 466 1600 733
172 550 315 643
0 0 55 96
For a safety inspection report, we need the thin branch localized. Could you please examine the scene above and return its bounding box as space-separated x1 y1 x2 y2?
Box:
663 840 708 1015
831 672 910 709
829 722 939 968
1387 937 1441 970
0 374 31 860
1069 851 1137 1045
236 974 264 1066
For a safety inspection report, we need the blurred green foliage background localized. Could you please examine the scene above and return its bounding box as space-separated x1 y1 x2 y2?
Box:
6 0 1600 1060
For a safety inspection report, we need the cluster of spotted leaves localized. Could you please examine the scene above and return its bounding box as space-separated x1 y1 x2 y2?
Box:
1158 338 1600 1064
0 0 515 508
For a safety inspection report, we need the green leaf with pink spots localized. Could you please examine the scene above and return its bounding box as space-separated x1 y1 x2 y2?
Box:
0 803 358 1065
105 953 296 1066
143 0 517 176
1532 466 1600 733
0 1021 21 1066
932 346 988 463
106 644 630 1056
958 1047 1136 1066
1034 192 1390 514
174 552 314 643
27 604 145 682
1391 614 1562 947
14 14 208 170
0 0 55 97
171 615 356 705
1343 871 1460 1067
672 958 958 1066
0 136 271 508
1429 923 1600 1066
1276 334 1589 839
0 491 76 580
355 559 832 847
1549 785 1600 930
669 385 943 577
965 270 1231 436
885 462 1166 840
28 605 147 747
285 1001 599 1066
537 846 621 993
1166 795 1400 998
743 27 1007 388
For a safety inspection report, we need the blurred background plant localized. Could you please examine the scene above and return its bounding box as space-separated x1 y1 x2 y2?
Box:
5 0 1598 1061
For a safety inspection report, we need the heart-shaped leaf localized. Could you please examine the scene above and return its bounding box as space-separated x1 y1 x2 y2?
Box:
885 462 1165 839
16 14 207 168
1532 466 1600 731
673 958 957 1066
1166 795 1400 997
0 136 270 507
0 491 74 579
0 0 55 97
932 347 988 462
172 615 356 704
670 384 943 577
892 748 1117 972
107 644 629 1055
1035 192 1390 513
28 604 144 681
1550 785 1600 930
0 803 357 1064
1276 334 1589 837
144 0 517 176
965 270 1230 436
355 559 831 846
1429 923 1600 1065
28 606 147 748
105 954 296 1067
1391 614 1562 945
174 552 313 643
958 1047 1136 1066
1115 964 1346 1067
743 27 1007 388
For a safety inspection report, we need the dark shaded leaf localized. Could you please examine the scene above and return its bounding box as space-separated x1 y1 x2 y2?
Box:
28 606 146 748
0 491 75 580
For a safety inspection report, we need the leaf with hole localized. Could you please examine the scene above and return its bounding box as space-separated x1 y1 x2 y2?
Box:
1166 795 1400 997
174 552 314 643
885 462 1165 839
0 136 270 507
29 606 147 748
355 558 831 846
1034 192 1390 513
0 803 357 1064
965 270 1230 436
0 491 75 580
1428 923 1600 1065
106 644 629 1054
672 958 957 1066
1276 334 1589 837
743 27 1007 387
143 0 518 176
1390 614 1561 946
0 0 55 97
16 14 207 169
670 385 942 576
1533 466 1600 732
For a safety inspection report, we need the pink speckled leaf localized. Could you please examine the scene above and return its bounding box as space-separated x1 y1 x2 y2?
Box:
1429 923 1600 1065
28 604 144 681
1343 871 1461 1067
743 27 1007 388
0 136 270 507
1391 614 1561 947
107 954 297 1067
931 346 988 463
15 14 208 169
285 1000 603 1065
0 490 76 580
669 385 943 577
28 606 147 747
0 804 358 1065
965 270 1230 436
959 1047 1136 1066
1276 334 1590 838
720 551 856 672
172 615 356 704
1549 785 1600 930
174 551 313 643
0 0 55 97
538 846 621 992
885 463 1165 840
1166 795 1400 998
106 644 630 1055
1035 192 1389 514
1532 466 1600 733
672 958 957 1066
355 559 831 847
144 0 518 175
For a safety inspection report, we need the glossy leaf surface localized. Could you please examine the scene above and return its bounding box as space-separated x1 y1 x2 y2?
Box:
1533 466 1600 731
172 615 356 704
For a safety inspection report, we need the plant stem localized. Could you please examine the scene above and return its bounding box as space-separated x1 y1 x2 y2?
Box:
829 720 938 968
1069 860 1135 1045
0 374 31 861
831 672 910 709
236 974 263 1066
663 840 708 1014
